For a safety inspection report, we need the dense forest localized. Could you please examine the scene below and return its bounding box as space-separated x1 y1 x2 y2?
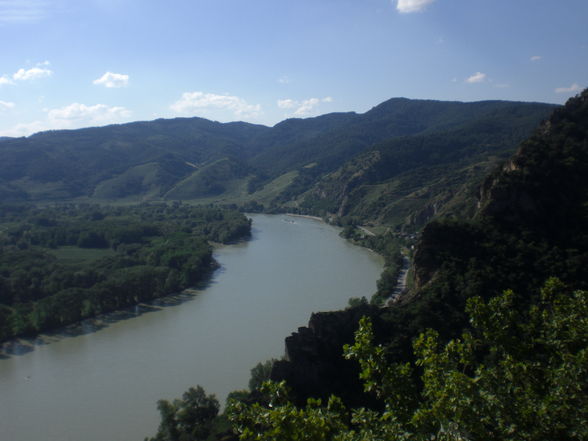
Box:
145 91 588 440
0 203 250 341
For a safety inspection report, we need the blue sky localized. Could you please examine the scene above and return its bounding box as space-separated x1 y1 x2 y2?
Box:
0 0 586 136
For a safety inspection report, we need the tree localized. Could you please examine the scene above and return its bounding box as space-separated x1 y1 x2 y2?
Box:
249 359 276 391
150 385 220 441
227 279 588 441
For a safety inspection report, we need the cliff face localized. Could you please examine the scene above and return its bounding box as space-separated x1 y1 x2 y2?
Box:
413 90 588 291
270 304 387 407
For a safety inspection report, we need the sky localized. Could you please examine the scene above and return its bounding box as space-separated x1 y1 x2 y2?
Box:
0 0 586 137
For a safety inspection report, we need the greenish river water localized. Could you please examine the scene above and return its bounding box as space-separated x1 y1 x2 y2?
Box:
0 214 384 441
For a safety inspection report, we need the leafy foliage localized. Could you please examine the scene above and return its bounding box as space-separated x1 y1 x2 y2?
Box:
227 279 588 441
249 359 277 392
148 386 220 441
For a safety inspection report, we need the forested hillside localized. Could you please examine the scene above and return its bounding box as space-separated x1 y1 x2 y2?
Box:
0 98 554 231
299 101 551 230
148 91 588 441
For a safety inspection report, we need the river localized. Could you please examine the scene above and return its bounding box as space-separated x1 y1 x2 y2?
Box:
0 214 384 441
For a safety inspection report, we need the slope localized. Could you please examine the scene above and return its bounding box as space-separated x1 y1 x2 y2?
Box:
269 89 588 410
298 101 554 230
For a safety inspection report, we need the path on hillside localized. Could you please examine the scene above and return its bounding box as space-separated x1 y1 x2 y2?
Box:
358 226 376 237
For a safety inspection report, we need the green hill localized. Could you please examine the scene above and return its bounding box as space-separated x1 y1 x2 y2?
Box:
0 97 555 231
299 101 552 230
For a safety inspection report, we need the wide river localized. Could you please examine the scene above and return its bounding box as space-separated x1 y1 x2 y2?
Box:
0 214 384 441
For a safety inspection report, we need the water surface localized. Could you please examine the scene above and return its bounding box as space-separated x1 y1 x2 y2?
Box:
0 214 384 441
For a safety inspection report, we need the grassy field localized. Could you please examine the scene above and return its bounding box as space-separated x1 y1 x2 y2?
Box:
167 170 300 206
49 246 116 265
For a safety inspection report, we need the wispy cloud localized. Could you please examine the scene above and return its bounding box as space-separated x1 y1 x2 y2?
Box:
0 102 132 137
530 55 542 62
0 100 15 110
396 0 436 14
170 91 261 118
0 0 50 23
0 75 13 85
47 102 131 124
277 75 290 84
466 72 487 84
277 97 333 117
93 72 129 88
555 83 581 94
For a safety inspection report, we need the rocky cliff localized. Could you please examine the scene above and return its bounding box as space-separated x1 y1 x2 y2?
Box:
270 304 389 407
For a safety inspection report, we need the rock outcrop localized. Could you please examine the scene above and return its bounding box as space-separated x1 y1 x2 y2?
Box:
270 304 387 407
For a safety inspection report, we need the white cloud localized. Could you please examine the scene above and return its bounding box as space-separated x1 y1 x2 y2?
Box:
530 55 542 62
0 120 48 137
0 102 132 137
396 0 436 13
466 72 487 83
0 100 15 110
0 62 51 85
277 99 296 109
170 91 261 118
13 66 52 81
555 83 581 94
277 76 290 84
277 97 333 117
47 102 131 124
93 71 129 88
294 98 320 116
0 75 14 86
0 0 49 23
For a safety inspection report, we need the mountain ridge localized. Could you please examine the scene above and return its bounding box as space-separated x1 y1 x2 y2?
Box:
0 97 556 230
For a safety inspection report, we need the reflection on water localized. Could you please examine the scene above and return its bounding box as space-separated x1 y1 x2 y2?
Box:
0 293 200 358
0 214 384 441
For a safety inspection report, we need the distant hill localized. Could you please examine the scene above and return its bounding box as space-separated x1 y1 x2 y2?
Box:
0 98 556 229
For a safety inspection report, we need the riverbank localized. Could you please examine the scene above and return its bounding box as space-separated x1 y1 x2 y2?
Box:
0 289 203 358
0 213 384 441
286 213 324 222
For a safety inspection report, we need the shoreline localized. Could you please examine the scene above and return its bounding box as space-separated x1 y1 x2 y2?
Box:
286 213 324 222
0 289 205 358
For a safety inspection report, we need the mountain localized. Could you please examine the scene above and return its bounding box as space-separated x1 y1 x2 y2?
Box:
0 98 555 230
268 89 588 411
0 117 269 201
298 100 553 230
